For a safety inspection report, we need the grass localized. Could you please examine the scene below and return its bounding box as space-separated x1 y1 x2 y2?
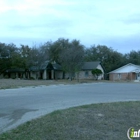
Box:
0 79 105 89
0 101 140 140
0 78 138 90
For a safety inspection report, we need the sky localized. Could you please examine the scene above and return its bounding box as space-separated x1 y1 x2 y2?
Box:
0 0 140 53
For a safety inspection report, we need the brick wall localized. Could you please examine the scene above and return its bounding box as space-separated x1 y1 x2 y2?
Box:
109 73 136 81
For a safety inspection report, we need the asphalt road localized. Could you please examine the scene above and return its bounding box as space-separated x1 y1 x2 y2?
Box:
0 82 140 133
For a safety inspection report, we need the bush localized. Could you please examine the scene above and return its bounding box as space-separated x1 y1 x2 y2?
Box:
92 69 102 80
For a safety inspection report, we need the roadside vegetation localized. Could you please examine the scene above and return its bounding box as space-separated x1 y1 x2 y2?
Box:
0 101 140 140
0 79 105 89
1 39 140 80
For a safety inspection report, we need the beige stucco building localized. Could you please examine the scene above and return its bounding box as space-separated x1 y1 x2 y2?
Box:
2 61 104 80
75 61 104 80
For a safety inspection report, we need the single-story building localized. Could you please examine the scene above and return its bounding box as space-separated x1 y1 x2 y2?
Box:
29 61 63 80
109 63 140 81
75 61 104 80
1 61 104 80
29 61 104 80
3 68 26 79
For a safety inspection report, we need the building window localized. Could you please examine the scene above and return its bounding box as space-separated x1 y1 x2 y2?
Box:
118 73 121 80
85 71 89 77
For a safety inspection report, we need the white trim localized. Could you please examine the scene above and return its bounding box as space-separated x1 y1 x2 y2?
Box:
135 69 140 73
109 63 140 73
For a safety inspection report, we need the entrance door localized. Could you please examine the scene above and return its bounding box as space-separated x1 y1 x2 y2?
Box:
48 70 51 79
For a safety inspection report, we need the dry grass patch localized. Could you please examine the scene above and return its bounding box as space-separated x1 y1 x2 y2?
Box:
0 101 140 140
0 79 102 89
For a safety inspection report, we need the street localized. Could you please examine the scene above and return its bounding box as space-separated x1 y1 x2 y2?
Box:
0 82 140 133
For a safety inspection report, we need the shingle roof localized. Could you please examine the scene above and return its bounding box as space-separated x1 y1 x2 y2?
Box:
109 63 140 73
29 61 62 71
52 63 62 70
29 61 101 71
40 61 50 70
29 66 40 72
6 68 25 73
82 61 100 70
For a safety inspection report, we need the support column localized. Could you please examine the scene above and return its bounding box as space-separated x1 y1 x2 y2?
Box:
51 70 54 80
16 73 18 78
43 70 46 80
46 70 48 80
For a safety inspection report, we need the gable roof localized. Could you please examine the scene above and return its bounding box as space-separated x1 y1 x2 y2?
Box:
82 61 100 70
29 61 62 71
52 63 62 70
109 63 140 73
29 61 102 71
6 68 25 73
40 61 50 70
29 66 40 72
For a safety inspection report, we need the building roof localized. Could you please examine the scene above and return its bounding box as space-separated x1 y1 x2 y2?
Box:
109 63 140 73
29 61 62 71
52 63 62 70
82 61 100 70
6 68 25 73
40 61 50 70
29 66 40 72
29 61 102 71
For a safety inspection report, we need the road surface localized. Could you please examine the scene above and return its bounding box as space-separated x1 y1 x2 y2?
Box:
0 82 140 133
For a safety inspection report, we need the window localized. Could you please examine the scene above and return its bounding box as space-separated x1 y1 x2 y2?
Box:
118 73 121 80
85 71 89 77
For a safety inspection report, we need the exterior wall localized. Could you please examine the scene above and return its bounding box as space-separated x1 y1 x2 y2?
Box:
97 64 104 80
64 72 70 79
11 73 16 78
109 72 136 81
3 72 26 79
30 70 63 80
0 74 3 78
75 70 104 80
132 73 136 80
54 71 63 79
30 71 40 79
76 70 93 80
75 64 104 80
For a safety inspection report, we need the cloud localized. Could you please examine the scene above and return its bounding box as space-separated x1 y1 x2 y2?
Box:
1 0 140 53
122 13 140 25
98 33 140 53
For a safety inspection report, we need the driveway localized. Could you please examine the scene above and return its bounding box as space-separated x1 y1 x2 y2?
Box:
0 82 140 133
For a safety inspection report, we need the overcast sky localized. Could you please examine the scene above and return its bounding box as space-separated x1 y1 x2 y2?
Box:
0 0 140 53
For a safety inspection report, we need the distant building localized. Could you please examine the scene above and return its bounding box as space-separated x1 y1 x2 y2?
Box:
2 61 104 80
75 61 104 80
109 63 140 81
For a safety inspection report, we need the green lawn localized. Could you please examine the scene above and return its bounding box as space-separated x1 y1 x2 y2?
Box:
0 101 140 140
